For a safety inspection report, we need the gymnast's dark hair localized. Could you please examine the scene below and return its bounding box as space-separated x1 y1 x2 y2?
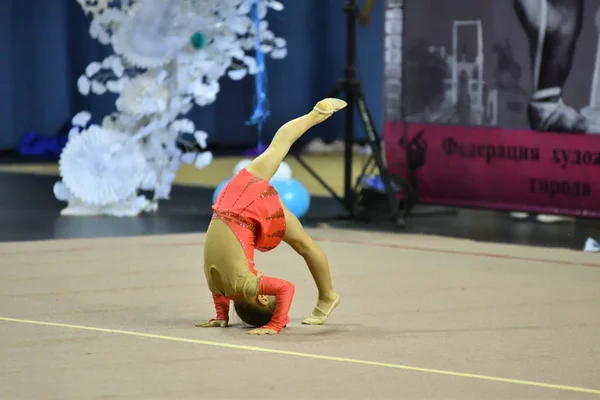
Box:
233 296 276 327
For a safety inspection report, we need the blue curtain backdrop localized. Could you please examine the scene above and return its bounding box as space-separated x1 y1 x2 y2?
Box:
0 0 384 151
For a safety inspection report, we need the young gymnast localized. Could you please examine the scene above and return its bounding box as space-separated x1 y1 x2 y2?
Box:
196 98 346 335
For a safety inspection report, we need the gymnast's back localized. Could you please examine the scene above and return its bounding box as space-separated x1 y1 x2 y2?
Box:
209 168 286 253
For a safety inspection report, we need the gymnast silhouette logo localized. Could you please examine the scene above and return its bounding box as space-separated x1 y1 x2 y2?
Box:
398 130 428 172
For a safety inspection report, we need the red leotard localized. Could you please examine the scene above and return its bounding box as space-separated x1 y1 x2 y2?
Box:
208 168 293 332
211 168 287 271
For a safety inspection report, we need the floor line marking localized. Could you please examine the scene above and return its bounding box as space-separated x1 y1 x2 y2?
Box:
1 316 599 395
160 238 600 268
311 237 600 268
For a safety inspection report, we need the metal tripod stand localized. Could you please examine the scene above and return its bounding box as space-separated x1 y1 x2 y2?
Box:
292 0 404 227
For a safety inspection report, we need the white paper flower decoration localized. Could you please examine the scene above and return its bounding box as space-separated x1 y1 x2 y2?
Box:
116 74 170 116
72 111 92 128
195 151 213 168
59 125 147 206
57 0 289 216
139 169 158 191
77 76 91 95
76 0 110 16
113 0 197 69
194 130 208 148
170 119 195 135
53 181 75 202
181 152 196 164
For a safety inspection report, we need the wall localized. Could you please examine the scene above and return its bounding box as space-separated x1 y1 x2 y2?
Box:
0 0 385 150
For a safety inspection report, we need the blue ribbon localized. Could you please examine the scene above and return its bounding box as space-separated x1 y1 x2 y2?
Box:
245 0 271 150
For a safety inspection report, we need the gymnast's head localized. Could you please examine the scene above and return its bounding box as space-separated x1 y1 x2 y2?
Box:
233 295 276 327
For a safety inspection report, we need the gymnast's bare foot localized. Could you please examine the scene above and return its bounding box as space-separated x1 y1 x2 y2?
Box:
302 292 340 325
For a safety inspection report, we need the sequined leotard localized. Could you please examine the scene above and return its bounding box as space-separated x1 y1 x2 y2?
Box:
203 168 294 332
211 168 287 274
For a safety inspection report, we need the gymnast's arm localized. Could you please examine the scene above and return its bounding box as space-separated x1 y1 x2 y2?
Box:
195 293 230 328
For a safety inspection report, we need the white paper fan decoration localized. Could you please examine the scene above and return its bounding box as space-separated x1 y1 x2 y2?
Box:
113 0 198 68
59 126 147 206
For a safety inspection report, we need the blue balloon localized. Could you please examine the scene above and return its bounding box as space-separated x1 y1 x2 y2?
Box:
272 179 311 219
213 177 231 204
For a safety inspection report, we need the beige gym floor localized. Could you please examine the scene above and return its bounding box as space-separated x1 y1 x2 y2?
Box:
1 229 599 399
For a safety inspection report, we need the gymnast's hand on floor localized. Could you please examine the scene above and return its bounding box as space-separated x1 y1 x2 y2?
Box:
195 319 228 328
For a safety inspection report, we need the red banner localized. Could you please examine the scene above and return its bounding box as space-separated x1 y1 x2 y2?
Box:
382 0 600 217
384 122 600 216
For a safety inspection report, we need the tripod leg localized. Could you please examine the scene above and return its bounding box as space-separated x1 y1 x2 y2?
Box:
291 80 349 208
354 88 401 221
328 81 345 99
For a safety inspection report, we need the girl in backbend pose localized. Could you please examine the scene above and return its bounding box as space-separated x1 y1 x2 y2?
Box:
196 98 346 335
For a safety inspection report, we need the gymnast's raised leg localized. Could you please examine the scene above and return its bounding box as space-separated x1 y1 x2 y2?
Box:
245 98 345 326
